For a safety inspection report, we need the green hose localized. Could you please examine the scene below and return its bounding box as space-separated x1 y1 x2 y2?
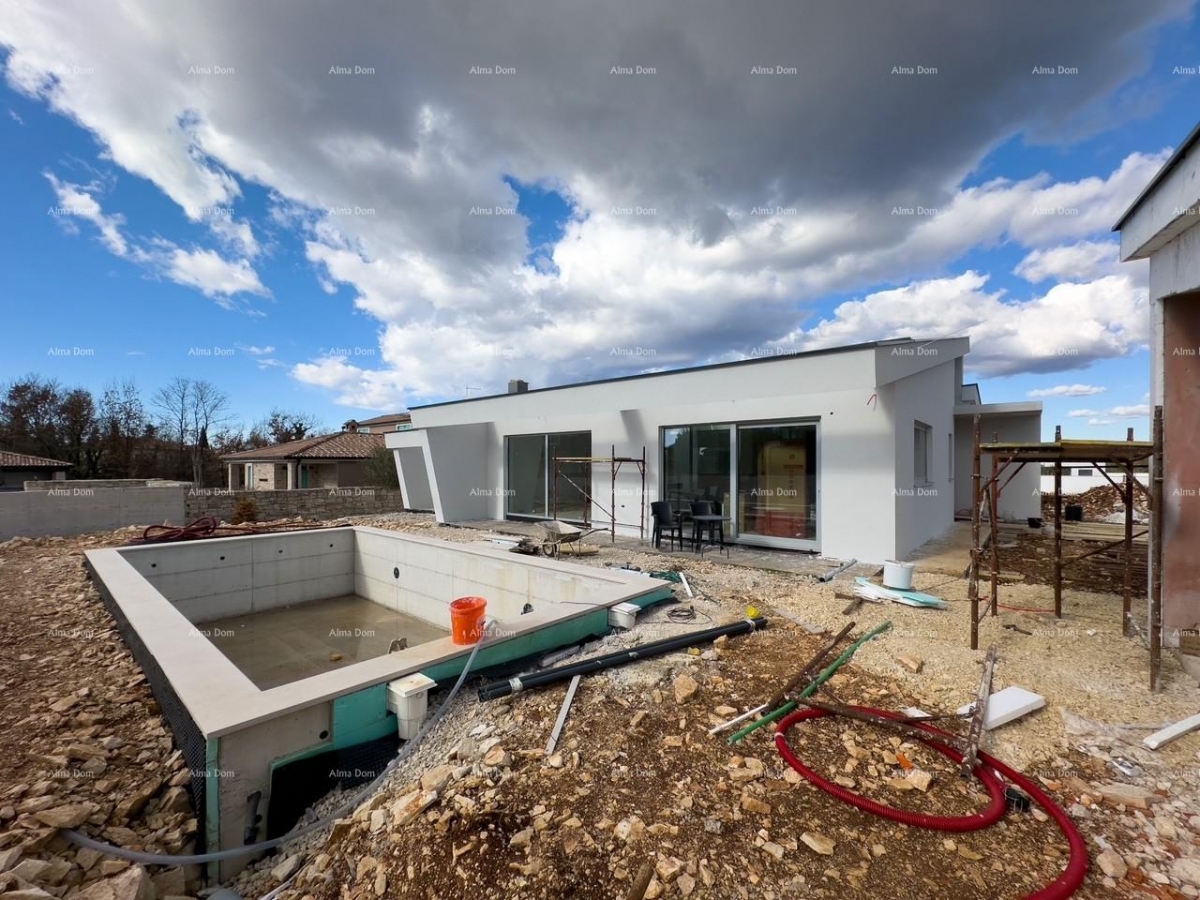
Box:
728 620 892 744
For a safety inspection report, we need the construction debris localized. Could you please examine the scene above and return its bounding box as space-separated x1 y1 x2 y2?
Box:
544 675 582 755
956 685 1045 730
1143 712 1200 750
817 558 857 582
853 577 948 609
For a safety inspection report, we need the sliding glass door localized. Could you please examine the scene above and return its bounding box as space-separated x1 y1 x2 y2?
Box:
660 420 819 550
736 423 818 547
662 425 733 511
505 431 591 522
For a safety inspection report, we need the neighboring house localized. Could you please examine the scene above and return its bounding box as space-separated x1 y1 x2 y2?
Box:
0 450 72 491
342 412 413 434
1115 119 1200 647
223 432 385 490
386 337 1042 563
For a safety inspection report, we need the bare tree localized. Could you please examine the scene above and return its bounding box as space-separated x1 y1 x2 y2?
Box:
152 377 192 479
188 380 233 486
99 380 148 478
252 408 327 445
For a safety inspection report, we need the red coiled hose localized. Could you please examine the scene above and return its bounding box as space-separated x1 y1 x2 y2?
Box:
774 707 1008 830
775 706 1088 900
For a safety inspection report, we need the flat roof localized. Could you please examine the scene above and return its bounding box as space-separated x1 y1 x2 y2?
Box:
413 337 955 409
1112 120 1200 232
954 401 1042 416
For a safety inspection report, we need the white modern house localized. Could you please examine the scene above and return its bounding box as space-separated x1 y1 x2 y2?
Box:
1115 120 1200 652
387 337 1041 563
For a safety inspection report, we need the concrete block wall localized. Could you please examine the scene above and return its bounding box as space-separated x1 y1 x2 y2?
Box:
0 484 189 541
185 487 403 523
118 530 355 623
353 529 608 627
23 478 186 491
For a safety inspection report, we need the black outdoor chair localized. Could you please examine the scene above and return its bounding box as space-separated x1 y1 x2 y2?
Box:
690 500 726 548
651 500 686 551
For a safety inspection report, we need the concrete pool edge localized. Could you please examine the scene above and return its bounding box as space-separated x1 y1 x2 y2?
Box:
84 527 673 738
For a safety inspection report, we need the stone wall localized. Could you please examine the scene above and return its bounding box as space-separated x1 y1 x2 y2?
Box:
185 487 404 522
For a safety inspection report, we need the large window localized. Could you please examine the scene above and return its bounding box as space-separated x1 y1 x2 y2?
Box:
505 431 591 521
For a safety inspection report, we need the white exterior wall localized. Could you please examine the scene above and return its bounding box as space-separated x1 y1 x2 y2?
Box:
891 362 957 558
952 411 1042 522
391 342 981 563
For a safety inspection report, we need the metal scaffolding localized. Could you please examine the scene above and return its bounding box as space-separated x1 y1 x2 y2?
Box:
550 445 647 544
966 408 1164 690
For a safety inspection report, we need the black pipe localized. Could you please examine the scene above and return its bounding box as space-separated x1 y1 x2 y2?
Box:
477 616 767 701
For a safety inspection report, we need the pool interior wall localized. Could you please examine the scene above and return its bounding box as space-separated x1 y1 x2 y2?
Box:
85 526 674 881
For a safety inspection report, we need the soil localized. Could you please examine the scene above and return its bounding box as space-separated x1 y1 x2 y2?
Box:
994 530 1148 599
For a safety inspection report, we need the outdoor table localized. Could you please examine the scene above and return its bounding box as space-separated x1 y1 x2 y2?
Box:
690 514 726 555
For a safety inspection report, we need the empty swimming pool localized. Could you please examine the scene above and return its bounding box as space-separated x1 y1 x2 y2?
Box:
85 526 673 879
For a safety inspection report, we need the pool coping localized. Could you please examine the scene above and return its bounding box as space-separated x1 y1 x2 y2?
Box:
85 526 670 738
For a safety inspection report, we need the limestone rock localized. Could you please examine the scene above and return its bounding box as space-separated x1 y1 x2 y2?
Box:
0 845 23 872
35 803 95 829
740 795 771 815
3 889 55 900
420 765 455 793
762 841 786 860
673 674 699 705
1096 849 1127 880
906 770 933 792
1095 782 1159 808
1171 857 1200 889
74 865 154 900
391 790 437 827
801 832 836 856
483 746 512 768
271 854 303 882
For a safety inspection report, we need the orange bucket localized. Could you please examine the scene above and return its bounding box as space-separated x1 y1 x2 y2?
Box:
450 596 487 645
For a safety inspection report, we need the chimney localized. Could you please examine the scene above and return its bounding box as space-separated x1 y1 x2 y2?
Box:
508 379 529 394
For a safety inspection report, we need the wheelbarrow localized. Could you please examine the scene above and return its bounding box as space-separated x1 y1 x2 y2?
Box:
539 520 601 558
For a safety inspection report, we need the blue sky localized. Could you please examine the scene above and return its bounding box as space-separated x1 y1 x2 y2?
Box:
1 1 1196 440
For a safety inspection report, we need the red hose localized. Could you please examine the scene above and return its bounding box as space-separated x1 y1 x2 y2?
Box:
774 708 1007 830
775 706 1088 900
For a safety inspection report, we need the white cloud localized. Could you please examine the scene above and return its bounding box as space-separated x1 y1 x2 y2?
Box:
44 173 128 257
1014 240 1125 283
164 247 270 300
42 171 268 306
1027 384 1107 398
238 344 275 355
1073 403 1149 423
778 270 1148 378
1108 404 1150 418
